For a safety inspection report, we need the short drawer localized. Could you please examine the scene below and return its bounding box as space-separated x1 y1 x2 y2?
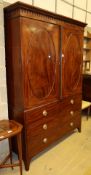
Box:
64 94 82 111
24 93 81 125
24 103 57 125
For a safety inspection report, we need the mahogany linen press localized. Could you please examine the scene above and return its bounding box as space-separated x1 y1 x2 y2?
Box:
4 2 86 170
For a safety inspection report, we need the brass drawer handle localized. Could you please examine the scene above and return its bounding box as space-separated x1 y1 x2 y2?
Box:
70 99 74 104
43 124 47 130
70 111 74 116
62 53 64 58
43 138 47 143
70 122 74 127
43 110 48 116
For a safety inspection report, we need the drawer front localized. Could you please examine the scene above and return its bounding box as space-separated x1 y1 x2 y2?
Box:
26 110 81 136
24 94 82 158
27 113 81 158
24 94 82 125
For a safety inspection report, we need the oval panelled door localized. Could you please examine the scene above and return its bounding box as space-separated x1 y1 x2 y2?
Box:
21 19 59 107
61 27 83 97
27 25 55 98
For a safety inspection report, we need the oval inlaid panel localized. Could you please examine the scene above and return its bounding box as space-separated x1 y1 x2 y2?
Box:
63 34 82 91
26 24 56 99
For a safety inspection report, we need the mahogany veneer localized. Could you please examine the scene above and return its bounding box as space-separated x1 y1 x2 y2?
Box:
4 2 86 171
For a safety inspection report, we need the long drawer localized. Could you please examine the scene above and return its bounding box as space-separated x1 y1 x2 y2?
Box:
26 113 81 158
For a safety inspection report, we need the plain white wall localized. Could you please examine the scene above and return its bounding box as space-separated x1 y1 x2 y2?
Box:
0 0 91 157
0 0 9 161
0 1 8 120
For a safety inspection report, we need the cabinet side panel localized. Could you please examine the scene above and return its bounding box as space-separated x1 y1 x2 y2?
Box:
4 17 24 116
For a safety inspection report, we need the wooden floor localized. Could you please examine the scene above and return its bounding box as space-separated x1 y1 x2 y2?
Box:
0 115 91 175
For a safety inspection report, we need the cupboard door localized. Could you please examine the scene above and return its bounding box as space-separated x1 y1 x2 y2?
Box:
21 18 60 108
61 27 83 97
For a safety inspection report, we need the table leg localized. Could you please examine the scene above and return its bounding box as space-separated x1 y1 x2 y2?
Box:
17 133 22 175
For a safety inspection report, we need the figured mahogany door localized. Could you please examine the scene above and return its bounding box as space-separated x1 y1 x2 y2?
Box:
21 18 60 108
61 26 83 97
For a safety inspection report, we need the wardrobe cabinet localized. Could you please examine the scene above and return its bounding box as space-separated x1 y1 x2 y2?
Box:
4 2 86 170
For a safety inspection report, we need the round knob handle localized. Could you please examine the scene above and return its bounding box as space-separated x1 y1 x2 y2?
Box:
70 122 74 127
43 110 48 116
70 99 74 104
43 124 47 130
62 54 64 58
70 111 74 116
43 138 47 143
48 55 51 59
